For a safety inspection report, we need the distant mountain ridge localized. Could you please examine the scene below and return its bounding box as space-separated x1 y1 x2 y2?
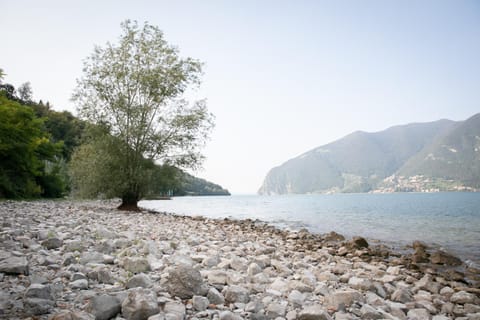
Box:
259 113 480 195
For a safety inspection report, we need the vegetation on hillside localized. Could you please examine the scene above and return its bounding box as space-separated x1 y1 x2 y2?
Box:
0 71 76 198
0 65 228 201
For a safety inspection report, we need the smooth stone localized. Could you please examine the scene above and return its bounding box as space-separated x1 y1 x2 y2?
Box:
192 295 209 311
0 256 29 275
248 262 263 276
208 270 228 285
288 290 305 307
72 272 87 281
164 301 186 319
24 298 55 315
391 288 413 303
224 285 250 304
450 291 476 304
298 304 333 320
350 236 369 249
122 257 151 274
126 273 153 289
207 287 225 305
71 279 89 290
430 251 462 266
80 252 105 265
359 304 383 319
266 302 287 319
50 310 95 320
42 237 63 249
24 283 54 300
348 276 373 291
121 288 159 320
324 289 364 309
219 311 243 320
97 268 115 284
86 294 122 320
166 264 207 299
407 308 431 320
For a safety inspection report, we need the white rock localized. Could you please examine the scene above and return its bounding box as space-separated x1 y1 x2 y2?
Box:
298 304 333 320
288 290 305 306
450 291 476 304
406 308 431 320
192 295 209 311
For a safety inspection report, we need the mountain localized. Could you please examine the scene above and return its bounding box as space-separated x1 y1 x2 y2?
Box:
259 113 480 195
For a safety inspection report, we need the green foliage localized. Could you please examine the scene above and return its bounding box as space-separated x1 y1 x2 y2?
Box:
71 20 214 208
0 92 64 198
30 103 86 160
145 165 230 197
179 171 230 196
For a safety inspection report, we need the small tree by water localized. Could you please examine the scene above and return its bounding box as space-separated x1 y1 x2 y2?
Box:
70 20 214 210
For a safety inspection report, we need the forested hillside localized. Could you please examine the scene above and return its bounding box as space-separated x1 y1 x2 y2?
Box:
259 114 480 194
0 70 229 199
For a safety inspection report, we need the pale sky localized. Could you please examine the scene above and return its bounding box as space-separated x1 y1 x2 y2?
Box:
1 0 479 193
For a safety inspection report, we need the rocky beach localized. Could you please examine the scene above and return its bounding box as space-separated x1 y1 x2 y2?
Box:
0 200 479 320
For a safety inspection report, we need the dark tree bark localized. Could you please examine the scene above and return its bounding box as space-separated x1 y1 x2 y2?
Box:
118 192 141 211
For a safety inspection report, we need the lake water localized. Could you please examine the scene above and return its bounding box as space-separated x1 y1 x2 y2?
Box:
140 192 480 265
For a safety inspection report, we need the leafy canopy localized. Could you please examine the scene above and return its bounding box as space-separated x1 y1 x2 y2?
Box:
0 93 63 198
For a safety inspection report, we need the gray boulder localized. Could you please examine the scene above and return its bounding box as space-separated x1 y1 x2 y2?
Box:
0 256 29 275
324 290 364 309
24 284 55 315
407 308 431 320
391 288 413 303
298 305 333 320
164 301 186 319
359 304 383 319
42 237 63 249
97 268 115 284
121 288 159 320
25 283 54 300
267 302 287 319
192 295 209 311
87 294 122 320
126 273 153 289
122 257 151 274
71 279 89 290
166 264 207 299
219 311 244 320
450 291 476 304
50 310 95 320
80 251 106 264
207 287 225 305
224 285 250 304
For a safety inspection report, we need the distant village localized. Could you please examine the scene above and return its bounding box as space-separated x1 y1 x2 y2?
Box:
372 174 479 193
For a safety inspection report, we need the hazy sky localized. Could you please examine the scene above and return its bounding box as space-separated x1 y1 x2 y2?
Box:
2 1 479 193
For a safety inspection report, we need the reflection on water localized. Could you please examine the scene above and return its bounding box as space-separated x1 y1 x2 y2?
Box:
140 192 480 264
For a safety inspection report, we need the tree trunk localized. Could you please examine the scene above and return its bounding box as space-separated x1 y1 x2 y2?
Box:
118 192 141 211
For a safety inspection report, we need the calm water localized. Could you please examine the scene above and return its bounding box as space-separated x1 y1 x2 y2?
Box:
140 192 480 265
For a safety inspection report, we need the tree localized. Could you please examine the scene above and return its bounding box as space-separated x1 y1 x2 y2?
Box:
18 82 33 102
0 92 63 198
70 20 214 210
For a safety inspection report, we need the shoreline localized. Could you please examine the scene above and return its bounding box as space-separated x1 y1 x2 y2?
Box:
0 200 479 319
140 204 479 283
140 193 480 269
